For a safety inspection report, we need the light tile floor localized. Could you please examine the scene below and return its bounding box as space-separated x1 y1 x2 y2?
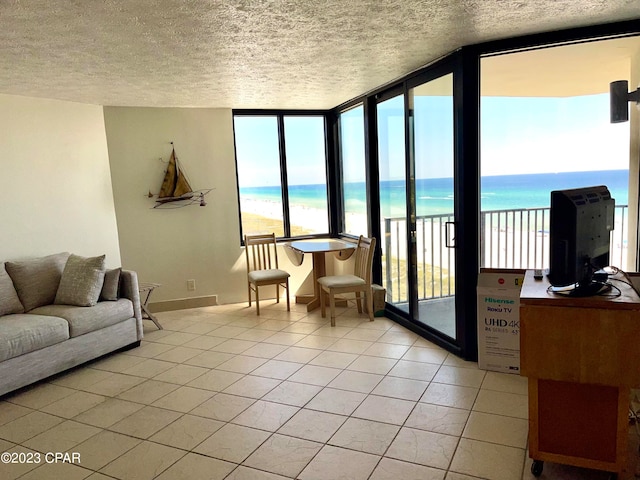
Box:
0 302 638 479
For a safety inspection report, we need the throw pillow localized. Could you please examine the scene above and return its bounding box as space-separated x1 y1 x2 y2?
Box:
55 254 106 307
100 267 121 301
0 263 24 315
6 252 70 311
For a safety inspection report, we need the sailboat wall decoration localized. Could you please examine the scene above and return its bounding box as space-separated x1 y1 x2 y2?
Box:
151 142 212 209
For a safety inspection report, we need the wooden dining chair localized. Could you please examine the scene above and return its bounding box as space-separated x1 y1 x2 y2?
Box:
245 233 291 315
318 235 376 326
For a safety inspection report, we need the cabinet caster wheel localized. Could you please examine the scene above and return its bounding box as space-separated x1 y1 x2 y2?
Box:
531 460 543 477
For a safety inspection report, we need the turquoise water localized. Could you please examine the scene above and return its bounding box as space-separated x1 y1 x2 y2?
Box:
240 169 629 217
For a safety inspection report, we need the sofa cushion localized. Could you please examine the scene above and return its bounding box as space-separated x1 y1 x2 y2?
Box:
30 298 134 338
5 252 70 311
55 254 106 307
0 314 70 361
0 263 24 316
100 268 121 301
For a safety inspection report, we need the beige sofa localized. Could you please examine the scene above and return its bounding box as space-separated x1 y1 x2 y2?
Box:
0 252 143 397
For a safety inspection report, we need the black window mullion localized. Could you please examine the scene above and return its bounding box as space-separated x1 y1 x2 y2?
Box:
404 82 419 319
364 96 381 285
454 49 480 361
277 115 291 237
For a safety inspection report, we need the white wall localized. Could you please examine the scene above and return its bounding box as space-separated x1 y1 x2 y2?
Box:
0 94 121 266
103 107 312 304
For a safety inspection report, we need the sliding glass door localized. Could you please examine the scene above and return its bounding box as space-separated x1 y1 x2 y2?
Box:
377 93 409 314
409 73 456 339
376 71 459 344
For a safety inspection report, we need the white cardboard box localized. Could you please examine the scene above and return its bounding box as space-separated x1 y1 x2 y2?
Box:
477 270 525 374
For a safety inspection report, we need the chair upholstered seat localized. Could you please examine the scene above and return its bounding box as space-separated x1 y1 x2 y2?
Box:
245 233 290 315
318 275 365 288
318 235 376 326
248 269 290 283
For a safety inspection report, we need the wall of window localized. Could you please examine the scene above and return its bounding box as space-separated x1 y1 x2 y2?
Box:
480 42 631 271
232 21 640 360
234 112 329 239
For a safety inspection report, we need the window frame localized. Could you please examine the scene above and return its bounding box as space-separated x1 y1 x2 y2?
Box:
336 103 370 239
233 109 335 243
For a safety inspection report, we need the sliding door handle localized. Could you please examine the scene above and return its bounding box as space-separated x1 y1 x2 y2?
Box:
445 221 456 248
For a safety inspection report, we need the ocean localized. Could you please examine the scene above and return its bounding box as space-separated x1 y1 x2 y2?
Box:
240 169 629 218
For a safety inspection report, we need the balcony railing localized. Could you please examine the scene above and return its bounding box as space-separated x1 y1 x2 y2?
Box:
383 205 628 303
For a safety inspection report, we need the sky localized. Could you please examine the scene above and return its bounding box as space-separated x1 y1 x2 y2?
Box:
235 92 630 188
374 92 629 181
234 115 327 188
480 93 628 177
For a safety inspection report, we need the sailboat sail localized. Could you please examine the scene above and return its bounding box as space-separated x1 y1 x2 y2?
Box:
156 148 194 204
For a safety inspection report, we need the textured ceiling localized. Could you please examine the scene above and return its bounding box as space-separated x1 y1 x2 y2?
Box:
0 1 639 109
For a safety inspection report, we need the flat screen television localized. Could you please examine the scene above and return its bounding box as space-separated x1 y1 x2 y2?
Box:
548 185 615 296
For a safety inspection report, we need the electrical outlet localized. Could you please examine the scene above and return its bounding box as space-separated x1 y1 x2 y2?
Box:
187 279 196 291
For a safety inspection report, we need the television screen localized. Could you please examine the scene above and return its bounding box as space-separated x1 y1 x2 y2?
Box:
548 185 615 296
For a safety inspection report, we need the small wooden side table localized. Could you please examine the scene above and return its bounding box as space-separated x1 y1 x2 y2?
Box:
139 282 163 330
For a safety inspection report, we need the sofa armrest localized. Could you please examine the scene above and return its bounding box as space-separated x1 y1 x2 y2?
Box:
119 270 143 340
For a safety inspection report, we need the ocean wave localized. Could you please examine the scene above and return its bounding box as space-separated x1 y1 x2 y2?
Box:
418 196 454 200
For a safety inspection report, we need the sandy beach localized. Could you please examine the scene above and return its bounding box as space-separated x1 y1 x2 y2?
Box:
241 198 368 237
240 198 629 304
241 198 552 271
240 199 453 303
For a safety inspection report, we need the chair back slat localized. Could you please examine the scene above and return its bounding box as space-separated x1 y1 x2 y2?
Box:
258 244 265 270
245 233 279 272
353 235 376 283
264 243 273 269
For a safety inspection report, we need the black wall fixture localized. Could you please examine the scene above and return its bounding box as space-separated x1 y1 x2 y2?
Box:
610 80 640 123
